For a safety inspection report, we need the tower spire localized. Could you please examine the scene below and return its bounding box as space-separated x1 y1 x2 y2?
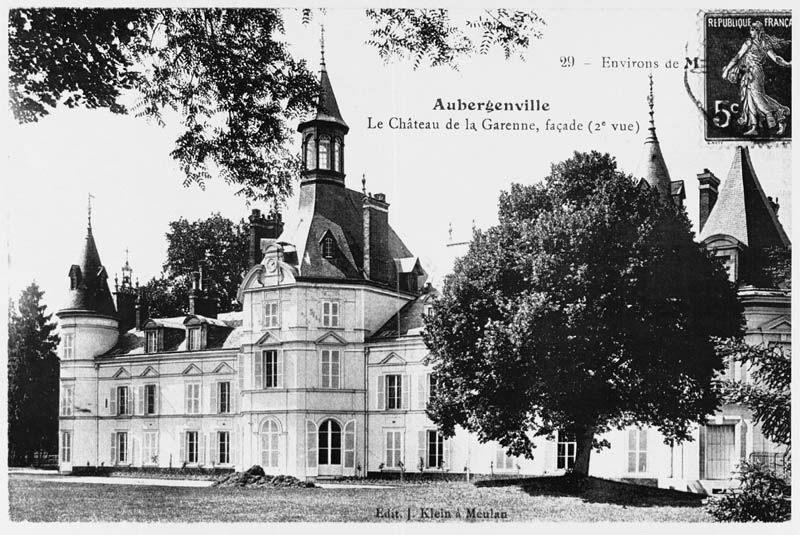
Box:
640 74 671 201
320 23 326 71
87 193 95 231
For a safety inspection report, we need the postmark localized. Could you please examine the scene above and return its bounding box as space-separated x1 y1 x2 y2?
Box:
702 11 792 142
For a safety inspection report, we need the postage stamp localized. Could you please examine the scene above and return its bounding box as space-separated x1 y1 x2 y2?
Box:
703 11 792 142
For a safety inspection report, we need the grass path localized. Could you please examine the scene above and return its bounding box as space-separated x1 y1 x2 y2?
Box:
9 475 712 522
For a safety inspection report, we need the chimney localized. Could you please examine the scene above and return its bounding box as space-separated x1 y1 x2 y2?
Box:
362 193 391 283
114 286 136 333
188 264 218 318
768 196 780 216
134 287 148 331
248 208 285 268
697 168 720 232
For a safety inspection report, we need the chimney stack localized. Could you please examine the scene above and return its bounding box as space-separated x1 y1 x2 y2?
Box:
768 196 780 216
697 168 720 232
248 208 285 268
362 193 391 283
188 263 218 318
134 287 148 331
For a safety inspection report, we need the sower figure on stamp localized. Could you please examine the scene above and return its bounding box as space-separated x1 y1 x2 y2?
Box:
722 21 791 136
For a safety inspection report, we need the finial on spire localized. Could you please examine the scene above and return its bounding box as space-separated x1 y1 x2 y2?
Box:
647 72 655 130
448 222 453 243
320 24 326 70
87 193 95 230
362 173 366 195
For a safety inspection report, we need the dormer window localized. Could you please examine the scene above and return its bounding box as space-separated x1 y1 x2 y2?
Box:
68 265 82 290
145 330 163 353
319 135 331 169
322 235 336 259
187 327 204 351
304 135 316 170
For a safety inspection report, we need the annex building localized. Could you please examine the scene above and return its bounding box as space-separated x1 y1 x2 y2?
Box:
57 56 789 493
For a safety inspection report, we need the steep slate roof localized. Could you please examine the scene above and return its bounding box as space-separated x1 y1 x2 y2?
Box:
370 290 438 339
61 225 117 317
699 146 790 249
641 119 672 201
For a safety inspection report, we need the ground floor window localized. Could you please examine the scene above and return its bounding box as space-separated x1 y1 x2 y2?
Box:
628 428 648 473
385 430 403 468
113 432 128 464
319 419 342 465
61 431 71 463
557 431 576 470
427 430 444 469
218 431 230 464
261 421 280 468
495 445 516 471
143 431 158 465
186 431 199 464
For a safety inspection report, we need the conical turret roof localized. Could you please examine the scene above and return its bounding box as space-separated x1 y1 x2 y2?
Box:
299 32 348 132
61 224 117 318
640 76 672 201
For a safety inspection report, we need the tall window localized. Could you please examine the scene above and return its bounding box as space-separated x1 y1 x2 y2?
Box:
259 350 279 388
143 431 158 465
218 431 230 464
322 301 339 327
116 386 130 416
144 384 157 415
386 374 402 409
321 350 341 389
115 432 128 464
62 333 75 359
322 235 336 259
187 327 203 351
428 374 437 403
318 135 330 169
264 301 279 328
218 381 231 413
145 330 162 353
318 419 342 465
186 431 199 464
333 138 342 172
628 428 648 473
261 420 280 468
185 383 201 414
60 384 74 416
305 135 316 169
557 431 576 470
427 430 444 468
385 430 403 468
495 446 516 471
61 431 72 463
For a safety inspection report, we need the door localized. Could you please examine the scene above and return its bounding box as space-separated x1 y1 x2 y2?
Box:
705 425 736 480
318 419 342 476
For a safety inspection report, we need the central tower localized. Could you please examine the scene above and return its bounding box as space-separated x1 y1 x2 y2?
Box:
298 31 349 187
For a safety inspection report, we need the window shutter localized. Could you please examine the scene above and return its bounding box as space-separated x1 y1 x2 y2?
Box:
127 387 133 415
233 426 239 468
156 385 160 415
110 433 117 465
210 382 218 415
401 374 410 409
210 433 217 466
443 438 451 471
200 433 206 465
132 436 139 466
184 384 190 414
306 421 318 469
109 387 116 415
377 375 385 410
416 375 426 410
137 386 144 415
254 353 263 390
179 431 185 464
496 447 504 470
277 352 284 388
337 351 343 388
198 384 203 414
344 420 355 468
418 431 427 469
155 432 160 465
238 355 245 391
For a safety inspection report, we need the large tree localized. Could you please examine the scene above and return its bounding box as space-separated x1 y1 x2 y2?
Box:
423 152 743 476
9 8 544 202
141 213 249 318
7 283 60 466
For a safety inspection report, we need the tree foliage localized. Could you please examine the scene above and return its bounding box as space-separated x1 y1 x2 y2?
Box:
717 338 791 448
707 461 791 522
9 8 545 201
141 213 249 318
8 283 60 465
423 152 743 475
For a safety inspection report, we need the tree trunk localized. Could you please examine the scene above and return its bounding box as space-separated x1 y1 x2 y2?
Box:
572 426 595 477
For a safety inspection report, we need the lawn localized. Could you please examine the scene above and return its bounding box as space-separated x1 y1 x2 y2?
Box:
9 474 712 522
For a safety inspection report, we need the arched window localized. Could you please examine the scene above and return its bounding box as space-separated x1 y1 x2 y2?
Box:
322 235 335 259
318 135 331 170
318 419 342 466
260 419 280 468
333 138 342 172
304 135 316 170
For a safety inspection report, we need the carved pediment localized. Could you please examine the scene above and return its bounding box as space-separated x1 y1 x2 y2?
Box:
140 366 159 377
315 331 347 345
379 352 406 365
212 362 235 374
182 363 203 376
757 315 791 332
255 331 282 346
112 367 131 379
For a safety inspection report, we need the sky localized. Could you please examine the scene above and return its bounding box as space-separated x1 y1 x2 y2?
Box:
3 6 793 316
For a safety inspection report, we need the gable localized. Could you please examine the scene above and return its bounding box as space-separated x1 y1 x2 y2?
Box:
255 331 282 345
182 363 203 376
315 331 347 345
379 352 406 365
757 315 791 333
112 367 131 379
212 362 235 375
139 366 159 377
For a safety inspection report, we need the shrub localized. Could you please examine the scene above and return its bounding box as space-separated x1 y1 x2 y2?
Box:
708 461 790 522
